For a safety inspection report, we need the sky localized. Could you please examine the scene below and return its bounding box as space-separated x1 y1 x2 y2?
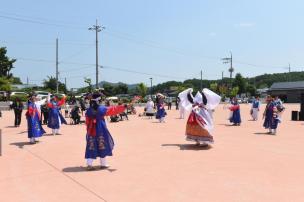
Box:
1 0 304 89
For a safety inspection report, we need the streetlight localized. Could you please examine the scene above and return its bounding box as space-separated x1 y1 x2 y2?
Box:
150 78 153 98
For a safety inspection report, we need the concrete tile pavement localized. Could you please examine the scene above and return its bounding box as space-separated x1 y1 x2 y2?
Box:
0 103 304 202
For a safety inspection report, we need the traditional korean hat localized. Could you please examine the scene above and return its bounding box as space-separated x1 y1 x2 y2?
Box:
91 92 101 102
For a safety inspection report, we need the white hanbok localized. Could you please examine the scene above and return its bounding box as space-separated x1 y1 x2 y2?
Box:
179 88 221 145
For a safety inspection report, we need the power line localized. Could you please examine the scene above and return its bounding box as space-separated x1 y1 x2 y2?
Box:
0 14 85 29
0 12 298 70
101 65 188 80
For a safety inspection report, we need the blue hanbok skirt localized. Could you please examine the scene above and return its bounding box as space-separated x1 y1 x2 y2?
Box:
47 109 67 129
27 114 45 138
85 121 114 159
230 109 241 124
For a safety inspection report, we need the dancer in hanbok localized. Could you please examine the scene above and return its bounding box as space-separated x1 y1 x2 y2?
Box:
229 97 241 126
85 93 126 170
155 93 166 123
263 96 280 135
251 96 260 121
179 88 221 146
47 95 67 135
26 93 46 143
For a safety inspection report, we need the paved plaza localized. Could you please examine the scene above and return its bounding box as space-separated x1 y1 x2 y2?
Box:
0 104 303 202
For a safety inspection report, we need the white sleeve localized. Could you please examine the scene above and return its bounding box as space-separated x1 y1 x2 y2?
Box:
178 88 193 113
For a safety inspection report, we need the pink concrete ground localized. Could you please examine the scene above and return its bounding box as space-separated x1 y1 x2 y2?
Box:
0 104 304 202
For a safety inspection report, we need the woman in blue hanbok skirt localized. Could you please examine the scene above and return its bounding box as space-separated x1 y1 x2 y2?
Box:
26 94 46 143
155 93 166 123
85 94 126 170
229 97 241 126
47 95 67 135
263 96 280 135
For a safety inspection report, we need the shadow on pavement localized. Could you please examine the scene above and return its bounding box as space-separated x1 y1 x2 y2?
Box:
254 132 275 135
62 166 117 173
43 133 63 136
10 142 34 149
162 144 212 151
5 126 17 128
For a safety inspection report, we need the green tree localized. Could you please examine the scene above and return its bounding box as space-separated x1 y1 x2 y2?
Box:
43 76 66 92
209 83 218 93
103 83 115 96
114 83 128 95
246 84 256 96
136 83 147 97
12 77 22 84
230 86 239 97
0 47 16 78
0 77 11 91
218 85 228 96
84 78 93 93
233 73 246 95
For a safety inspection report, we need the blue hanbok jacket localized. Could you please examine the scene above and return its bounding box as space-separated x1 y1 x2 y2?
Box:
85 105 125 159
47 100 67 129
26 101 45 138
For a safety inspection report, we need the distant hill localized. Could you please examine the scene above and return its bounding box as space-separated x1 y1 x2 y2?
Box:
94 81 138 90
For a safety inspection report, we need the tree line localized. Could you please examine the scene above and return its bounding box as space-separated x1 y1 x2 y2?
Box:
2 46 304 99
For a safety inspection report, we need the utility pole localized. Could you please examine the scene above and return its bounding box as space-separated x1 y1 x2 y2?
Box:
222 71 224 80
150 77 153 98
200 70 203 90
65 77 67 91
222 52 234 88
56 38 59 94
89 19 105 89
289 63 291 73
27 76 29 85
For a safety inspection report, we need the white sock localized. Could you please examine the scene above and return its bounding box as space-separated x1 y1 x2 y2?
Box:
100 158 108 166
30 137 35 143
86 158 93 166
52 129 56 135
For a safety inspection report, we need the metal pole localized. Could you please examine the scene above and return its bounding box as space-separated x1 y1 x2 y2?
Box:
230 52 233 79
95 19 99 89
200 70 203 90
56 38 59 94
150 78 152 98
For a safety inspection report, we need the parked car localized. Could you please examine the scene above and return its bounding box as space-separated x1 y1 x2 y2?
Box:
35 91 50 99
11 92 28 97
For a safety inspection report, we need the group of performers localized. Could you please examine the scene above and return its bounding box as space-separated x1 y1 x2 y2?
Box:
228 95 284 135
23 89 286 170
26 93 67 143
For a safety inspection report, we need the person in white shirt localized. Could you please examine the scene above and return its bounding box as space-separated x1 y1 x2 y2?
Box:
145 98 155 119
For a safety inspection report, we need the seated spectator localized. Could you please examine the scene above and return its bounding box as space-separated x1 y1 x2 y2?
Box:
70 105 81 124
145 98 155 119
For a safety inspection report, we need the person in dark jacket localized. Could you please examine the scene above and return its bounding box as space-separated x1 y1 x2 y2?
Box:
40 104 49 125
12 97 24 127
